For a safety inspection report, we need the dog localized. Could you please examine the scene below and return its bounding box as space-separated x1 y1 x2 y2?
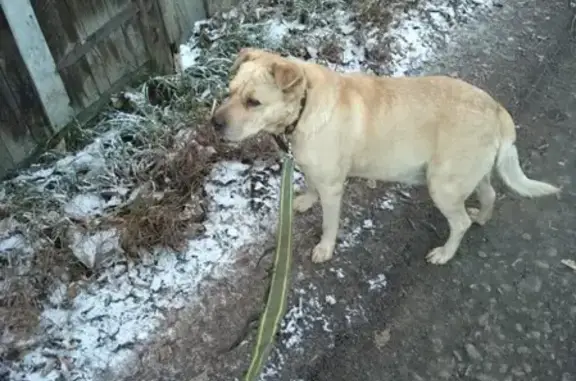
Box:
211 47 560 265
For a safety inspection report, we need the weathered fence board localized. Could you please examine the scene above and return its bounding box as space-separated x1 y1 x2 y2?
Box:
0 0 238 179
158 0 206 46
2 0 73 133
31 0 170 114
0 6 51 178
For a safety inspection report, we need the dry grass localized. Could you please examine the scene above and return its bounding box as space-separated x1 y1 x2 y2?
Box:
111 103 278 256
319 35 344 64
114 134 212 255
0 278 42 336
351 0 417 75
117 193 202 256
0 219 88 337
355 0 395 25
115 138 278 256
355 0 417 25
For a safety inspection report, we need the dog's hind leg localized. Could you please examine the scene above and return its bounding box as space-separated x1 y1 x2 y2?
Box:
425 154 494 265
467 174 496 226
426 182 473 265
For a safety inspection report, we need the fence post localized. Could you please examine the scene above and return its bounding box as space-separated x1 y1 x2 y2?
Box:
0 0 73 133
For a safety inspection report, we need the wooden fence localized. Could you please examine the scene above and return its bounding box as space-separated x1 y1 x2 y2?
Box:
0 0 234 179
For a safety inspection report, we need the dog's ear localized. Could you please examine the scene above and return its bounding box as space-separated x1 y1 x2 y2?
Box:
231 48 261 73
271 62 303 92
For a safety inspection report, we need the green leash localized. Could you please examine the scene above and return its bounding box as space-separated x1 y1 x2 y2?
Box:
243 155 295 381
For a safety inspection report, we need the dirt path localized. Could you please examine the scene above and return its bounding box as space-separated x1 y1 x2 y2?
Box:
289 1 576 380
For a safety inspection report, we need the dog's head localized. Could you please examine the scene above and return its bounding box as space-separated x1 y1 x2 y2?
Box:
211 48 307 142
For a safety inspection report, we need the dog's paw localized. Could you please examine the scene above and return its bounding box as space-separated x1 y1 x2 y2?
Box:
294 193 317 213
466 207 489 226
311 243 334 263
426 246 454 265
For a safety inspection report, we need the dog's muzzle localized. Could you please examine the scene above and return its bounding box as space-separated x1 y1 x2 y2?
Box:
211 113 226 133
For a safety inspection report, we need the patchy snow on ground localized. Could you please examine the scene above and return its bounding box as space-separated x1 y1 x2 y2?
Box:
179 0 496 80
178 44 202 69
368 274 388 292
259 277 367 381
3 156 299 381
2 0 499 379
386 0 496 76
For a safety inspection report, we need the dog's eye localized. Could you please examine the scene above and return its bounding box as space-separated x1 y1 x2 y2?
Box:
246 98 261 108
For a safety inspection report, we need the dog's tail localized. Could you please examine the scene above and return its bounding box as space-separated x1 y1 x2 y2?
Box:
495 107 560 197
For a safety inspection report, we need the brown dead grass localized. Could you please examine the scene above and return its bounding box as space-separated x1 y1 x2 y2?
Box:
117 191 205 256
352 0 416 75
114 115 279 256
319 36 344 64
0 203 9 220
1 221 89 338
355 0 395 25
355 0 417 25
0 278 42 337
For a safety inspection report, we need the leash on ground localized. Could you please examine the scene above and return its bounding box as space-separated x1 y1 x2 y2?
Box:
243 153 295 381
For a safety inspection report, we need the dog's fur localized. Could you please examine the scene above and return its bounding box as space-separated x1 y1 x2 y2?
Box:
212 48 560 265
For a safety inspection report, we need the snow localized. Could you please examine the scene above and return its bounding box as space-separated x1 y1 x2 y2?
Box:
387 0 495 76
6 160 296 381
0 234 26 253
260 280 366 380
265 19 291 47
325 295 337 305
63 194 106 220
1 0 499 379
368 274 388 291
179 44 202 70
68 228 119 268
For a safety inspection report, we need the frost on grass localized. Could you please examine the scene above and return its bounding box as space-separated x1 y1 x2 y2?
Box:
1 0 499 379
384 0 496 76
180 0 497 80
6 162 289 381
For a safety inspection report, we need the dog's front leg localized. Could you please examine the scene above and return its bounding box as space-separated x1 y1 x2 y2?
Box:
311 182 344 263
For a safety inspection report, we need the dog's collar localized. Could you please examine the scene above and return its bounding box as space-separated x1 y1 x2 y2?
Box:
273 89 307 154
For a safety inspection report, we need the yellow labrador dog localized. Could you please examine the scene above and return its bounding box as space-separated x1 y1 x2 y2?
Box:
212 48 559 265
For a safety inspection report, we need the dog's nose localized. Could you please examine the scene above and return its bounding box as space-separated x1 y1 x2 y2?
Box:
211 113 226 132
